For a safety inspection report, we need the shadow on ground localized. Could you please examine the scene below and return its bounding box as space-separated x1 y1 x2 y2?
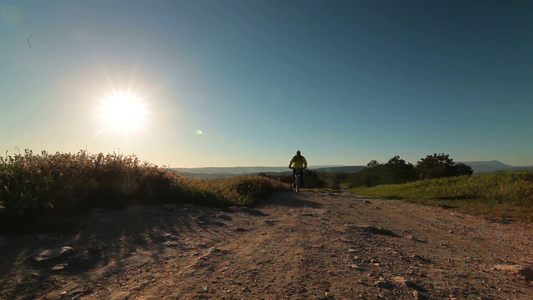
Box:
259 191 323 209
0 191 321 299
0 202 238 299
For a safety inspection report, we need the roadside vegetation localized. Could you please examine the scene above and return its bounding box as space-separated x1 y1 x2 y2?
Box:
3 149 531 233
270 152 531 223
263 153 475 190
0 150 286 234
259 169 324 188
351 171 533 222
347 154 473 188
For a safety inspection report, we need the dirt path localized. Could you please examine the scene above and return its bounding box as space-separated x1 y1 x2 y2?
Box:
1 190 532 299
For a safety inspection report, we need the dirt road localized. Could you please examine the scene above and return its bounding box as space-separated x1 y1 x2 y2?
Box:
1 190 532 299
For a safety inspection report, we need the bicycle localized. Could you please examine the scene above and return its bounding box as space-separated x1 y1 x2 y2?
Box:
290 167 306 193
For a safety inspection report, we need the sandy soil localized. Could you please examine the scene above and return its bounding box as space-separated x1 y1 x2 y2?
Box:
1 190 532 299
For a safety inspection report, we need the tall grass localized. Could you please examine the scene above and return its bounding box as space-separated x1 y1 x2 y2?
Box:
351 171 533 222
0 150 286 233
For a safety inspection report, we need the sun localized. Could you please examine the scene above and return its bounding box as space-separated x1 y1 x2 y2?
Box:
97 91 148 135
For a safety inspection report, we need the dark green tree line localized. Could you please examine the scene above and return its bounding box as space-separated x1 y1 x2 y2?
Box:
350 153 473 187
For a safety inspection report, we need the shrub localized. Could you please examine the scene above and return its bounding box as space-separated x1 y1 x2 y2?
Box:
416 153 472 179
0 150 286 233
349 156 416 187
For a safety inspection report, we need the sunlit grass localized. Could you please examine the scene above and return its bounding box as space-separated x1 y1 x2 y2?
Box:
0 150 287 233
351 171 533 223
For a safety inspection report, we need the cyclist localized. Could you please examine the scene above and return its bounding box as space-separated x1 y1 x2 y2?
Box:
289 150 308 187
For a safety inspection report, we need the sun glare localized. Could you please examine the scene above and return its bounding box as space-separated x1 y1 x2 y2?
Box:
97 91 148 135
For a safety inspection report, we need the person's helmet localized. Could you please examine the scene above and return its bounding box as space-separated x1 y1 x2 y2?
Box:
296 150 301 155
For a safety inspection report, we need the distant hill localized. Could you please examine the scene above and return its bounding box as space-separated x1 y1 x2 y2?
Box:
313 166 366 173
169 161 533 179
172 166 289 175
170 165 345 179
461 161 533 173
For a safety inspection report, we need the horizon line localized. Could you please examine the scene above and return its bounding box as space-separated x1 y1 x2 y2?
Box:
166 160 533 169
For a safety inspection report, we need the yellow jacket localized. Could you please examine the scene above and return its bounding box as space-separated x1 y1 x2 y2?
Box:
289 155 308 169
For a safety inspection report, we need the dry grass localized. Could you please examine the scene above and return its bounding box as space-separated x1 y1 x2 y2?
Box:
0 149 286 233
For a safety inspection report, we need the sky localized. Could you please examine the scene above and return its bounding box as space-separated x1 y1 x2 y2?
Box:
1 0 532 168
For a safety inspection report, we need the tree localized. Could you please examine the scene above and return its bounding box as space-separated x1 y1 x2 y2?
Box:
352 154 472 186
416 153 459 179
324 172 342 189
454 163 474 176
385 156 417 183
386 156 406 166
303 169 324 188
367 160 380 168
352 156 416 187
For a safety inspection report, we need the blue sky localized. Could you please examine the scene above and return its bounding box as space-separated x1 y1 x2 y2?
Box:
1 0 532 167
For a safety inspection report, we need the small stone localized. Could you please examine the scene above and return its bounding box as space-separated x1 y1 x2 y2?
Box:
69 289 91 297
350 225 398 236
350 264 364 271
205 247 229 256
233 227 248 232
32 246 74 262
393 276 427 292
300 212 316 217
375 281 395 289
218 214 232 221
412 290 430 300
411 254 432 264
87 239 103 252
51 263 68 271
494 264 533 280
518 266 533 281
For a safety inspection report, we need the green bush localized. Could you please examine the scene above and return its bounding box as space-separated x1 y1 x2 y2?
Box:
259 169 324 189
220 176 286 205
349 156 416 187
416 153 473 179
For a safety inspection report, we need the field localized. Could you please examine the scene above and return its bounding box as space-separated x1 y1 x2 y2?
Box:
351 171 533 222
